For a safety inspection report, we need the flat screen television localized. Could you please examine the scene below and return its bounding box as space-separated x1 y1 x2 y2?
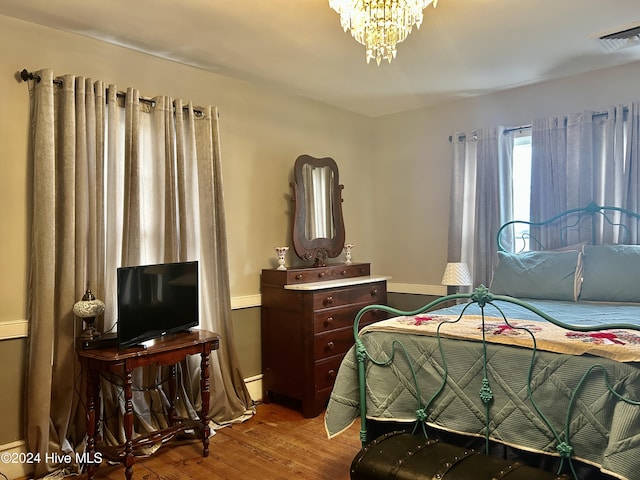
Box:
117 260 199 348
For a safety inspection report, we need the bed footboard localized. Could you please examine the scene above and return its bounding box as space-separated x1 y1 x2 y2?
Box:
340 286 640 480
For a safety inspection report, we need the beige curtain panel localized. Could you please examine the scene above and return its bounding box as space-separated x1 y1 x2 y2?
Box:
25 69 253 478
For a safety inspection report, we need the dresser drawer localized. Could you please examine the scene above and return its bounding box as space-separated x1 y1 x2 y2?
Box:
314 356 343 391
262 263 370 286
331 263 370 279
314 327 356 360
313 306 387 334
311 281 386 310
290 263 370 283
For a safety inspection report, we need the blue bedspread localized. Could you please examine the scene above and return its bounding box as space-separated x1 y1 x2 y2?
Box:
325 299 640 480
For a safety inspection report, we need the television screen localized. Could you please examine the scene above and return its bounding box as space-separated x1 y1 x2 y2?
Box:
117 260 199 348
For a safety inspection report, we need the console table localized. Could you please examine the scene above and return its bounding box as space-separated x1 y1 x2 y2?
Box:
77 329 220 480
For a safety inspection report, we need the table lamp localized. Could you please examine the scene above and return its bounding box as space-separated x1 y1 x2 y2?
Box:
73 288 105 340
441 262 472 295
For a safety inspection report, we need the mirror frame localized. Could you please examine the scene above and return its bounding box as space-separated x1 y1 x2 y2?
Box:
291 154 346 267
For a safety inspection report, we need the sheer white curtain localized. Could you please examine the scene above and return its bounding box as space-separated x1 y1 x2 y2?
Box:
531 103 640 245
25 69 252 478
448 127 514 287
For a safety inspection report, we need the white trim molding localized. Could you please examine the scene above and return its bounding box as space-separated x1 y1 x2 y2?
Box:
231 294 261 310
0 320 29 341
0 440 32 479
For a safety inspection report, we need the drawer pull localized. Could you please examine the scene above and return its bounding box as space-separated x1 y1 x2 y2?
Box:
370 288 379 297
341 270 347 276
318 271 325 278
327 369 336 379
295 274 303 280
326 341 335 351
325 296 334 305
324 317 334 327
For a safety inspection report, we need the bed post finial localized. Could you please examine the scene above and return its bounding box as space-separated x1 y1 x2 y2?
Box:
471 285 493 307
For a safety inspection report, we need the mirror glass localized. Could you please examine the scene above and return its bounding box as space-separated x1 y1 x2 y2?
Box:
303 163 335 240
291 155 346 266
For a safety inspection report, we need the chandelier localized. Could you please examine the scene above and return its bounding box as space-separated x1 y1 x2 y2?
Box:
329 0 438 65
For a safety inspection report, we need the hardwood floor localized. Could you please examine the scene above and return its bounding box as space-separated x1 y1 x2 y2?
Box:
90 402 362 480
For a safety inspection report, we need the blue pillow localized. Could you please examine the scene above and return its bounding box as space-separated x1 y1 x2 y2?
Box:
579 245 640 302
490 250 581 301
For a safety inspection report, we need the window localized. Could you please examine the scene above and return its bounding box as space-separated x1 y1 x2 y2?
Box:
512 131 532 251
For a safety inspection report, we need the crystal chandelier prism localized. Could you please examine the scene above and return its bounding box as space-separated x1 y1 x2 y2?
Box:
329 0 438 65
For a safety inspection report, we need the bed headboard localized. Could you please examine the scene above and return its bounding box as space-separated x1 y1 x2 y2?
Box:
496 201 640 252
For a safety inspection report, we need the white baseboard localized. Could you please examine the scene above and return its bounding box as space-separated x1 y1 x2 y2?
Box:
0 440 32 480
244 374 263 402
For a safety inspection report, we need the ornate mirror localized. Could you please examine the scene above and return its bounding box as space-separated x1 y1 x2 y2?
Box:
291 154 346 267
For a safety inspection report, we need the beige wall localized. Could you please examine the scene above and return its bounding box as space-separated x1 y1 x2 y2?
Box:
370 60 640 288
0 14 374 447
2 12 640 451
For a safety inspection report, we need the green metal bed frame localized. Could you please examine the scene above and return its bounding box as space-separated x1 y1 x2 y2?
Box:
351 203 640 480
497 201 640 252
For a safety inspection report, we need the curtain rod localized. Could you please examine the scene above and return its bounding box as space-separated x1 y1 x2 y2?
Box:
501 111 612 136
19 68 204 116
503 124 531 134
449 124 530 143
449 109 618 143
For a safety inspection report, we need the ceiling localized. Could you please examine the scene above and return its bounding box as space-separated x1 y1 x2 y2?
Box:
3 0 640 117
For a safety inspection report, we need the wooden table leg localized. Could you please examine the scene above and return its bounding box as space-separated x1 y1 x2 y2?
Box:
200 350 211 457
168 364 177 426
86 366 100 480
76 332 220 478
123 367 134 480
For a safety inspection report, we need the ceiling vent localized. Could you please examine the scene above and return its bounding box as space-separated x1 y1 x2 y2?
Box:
593 22 640 52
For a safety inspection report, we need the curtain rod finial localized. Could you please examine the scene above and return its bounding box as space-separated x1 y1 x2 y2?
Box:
18 69 40 83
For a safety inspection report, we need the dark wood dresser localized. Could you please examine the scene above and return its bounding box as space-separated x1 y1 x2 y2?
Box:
260 262 388 417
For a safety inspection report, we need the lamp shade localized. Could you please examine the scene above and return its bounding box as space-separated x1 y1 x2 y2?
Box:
73 289 105 318
440 262 472 287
